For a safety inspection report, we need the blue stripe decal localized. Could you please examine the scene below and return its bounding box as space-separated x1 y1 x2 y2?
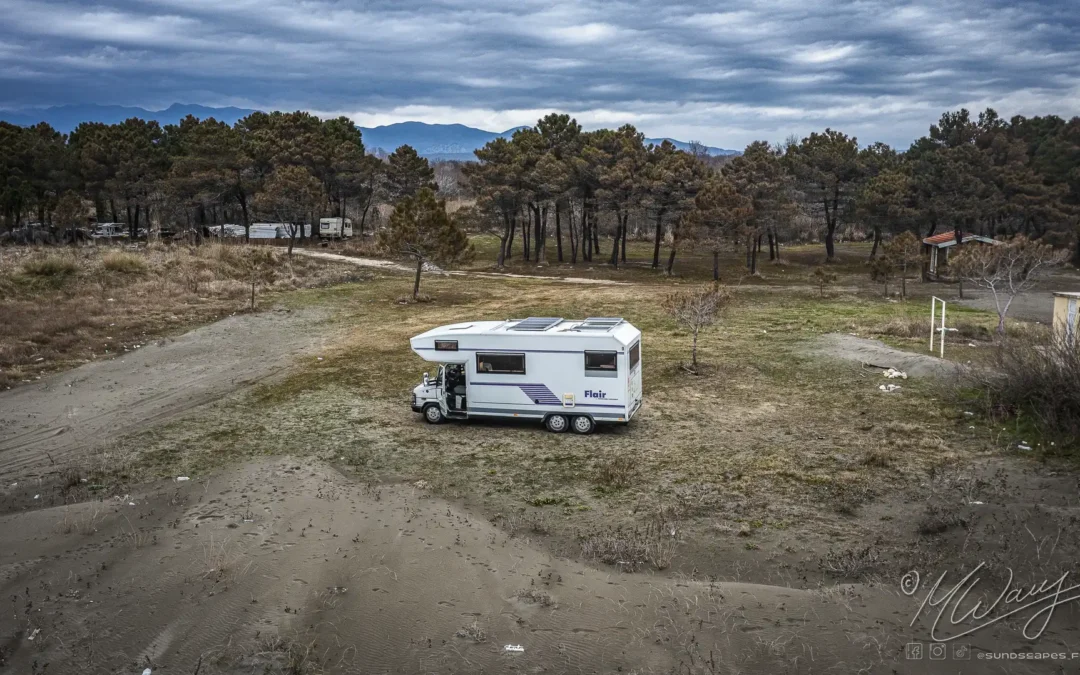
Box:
416 347 623 354
470 382 624 408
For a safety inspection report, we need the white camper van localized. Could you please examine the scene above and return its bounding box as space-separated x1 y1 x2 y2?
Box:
409 317 642 433
319 217 353 239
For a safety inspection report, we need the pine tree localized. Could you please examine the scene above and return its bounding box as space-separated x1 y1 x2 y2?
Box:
385 145 436 202
377 189 473 299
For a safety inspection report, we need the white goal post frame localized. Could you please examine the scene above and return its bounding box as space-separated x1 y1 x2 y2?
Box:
930 296 947 358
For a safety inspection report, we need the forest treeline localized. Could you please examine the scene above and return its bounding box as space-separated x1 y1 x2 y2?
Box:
1 107 1078 272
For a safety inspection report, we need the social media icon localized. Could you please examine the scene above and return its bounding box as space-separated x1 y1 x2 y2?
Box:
929 643 947 660
953 644 970 660
905 642 923 660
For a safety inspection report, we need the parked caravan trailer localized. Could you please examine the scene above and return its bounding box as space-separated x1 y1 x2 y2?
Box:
409 317 642 433
319 217 353 239
91 223 128 239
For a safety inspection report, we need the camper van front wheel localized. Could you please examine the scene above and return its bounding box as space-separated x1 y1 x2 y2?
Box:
423 404 444 424
545 414 569 433
571 416 595 434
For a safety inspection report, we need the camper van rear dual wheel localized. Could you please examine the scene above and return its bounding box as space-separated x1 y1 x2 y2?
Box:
544 414 569 433
571 416 595 435
423 404 445 424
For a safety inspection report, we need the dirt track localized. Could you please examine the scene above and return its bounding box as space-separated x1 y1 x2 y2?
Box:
295 249 630 285
0 307 330 484
0 457 969 675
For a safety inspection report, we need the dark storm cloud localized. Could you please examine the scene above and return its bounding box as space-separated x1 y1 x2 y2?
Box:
0 0 1077 147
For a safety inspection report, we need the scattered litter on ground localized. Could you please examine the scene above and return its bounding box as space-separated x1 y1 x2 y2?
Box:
129 502 136 506
27 628 40 641
879 384 902 393
882 368 907 379
504 644 525 653
968 501 985 505
1017 444 1032 451
176 476 190 482
33 494 39 500
964 411 974 417
142 669 152 675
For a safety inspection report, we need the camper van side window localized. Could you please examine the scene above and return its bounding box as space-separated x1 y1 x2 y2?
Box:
584 351 618 371
629 342 640 370
476 353 525 374
434 340 458 351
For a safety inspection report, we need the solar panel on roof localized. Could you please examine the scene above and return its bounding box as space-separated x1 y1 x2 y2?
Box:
509 317 563 331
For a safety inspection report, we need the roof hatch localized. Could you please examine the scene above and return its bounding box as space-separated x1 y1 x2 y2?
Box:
575 317 625 331
508 317 564 331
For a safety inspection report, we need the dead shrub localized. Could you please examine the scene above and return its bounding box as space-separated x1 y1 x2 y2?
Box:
455 621 486 643
820 546 882 578
21 254 78 277
594 454 637 489
917 503 966 536
961 333 1080 450
516 588 556 607
579 506 679 571
579 530 648 571
101 251 147 274
247 635 324 675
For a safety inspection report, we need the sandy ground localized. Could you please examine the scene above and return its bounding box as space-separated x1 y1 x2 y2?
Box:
0 457 1003 675
805 333 966 378
0 307 330 484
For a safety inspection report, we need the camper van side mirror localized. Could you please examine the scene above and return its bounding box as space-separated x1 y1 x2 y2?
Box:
423 372 430 386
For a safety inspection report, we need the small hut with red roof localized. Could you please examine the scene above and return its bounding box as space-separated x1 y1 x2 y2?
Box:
922 230 998 278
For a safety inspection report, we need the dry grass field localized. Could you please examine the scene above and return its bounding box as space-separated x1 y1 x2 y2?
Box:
1 237 1078 674
0 243 366 387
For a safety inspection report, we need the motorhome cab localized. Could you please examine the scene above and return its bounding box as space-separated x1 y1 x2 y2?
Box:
319 217 353 239
409 317 642 433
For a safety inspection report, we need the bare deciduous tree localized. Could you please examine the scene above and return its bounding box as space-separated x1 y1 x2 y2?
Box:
239 247 277 310
951 235 1068 334
812 266 837 297
662 285 732 372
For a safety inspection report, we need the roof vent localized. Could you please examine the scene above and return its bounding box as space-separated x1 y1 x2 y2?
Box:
576 317 625 331
509 317 563 331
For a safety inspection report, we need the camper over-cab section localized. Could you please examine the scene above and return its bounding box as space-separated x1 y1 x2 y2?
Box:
409 317 642 433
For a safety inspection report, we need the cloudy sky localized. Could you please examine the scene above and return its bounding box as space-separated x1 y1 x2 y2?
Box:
1 0 1077 148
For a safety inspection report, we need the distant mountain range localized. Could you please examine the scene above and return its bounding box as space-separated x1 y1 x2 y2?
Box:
0 103 741 159
0 103 257 134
